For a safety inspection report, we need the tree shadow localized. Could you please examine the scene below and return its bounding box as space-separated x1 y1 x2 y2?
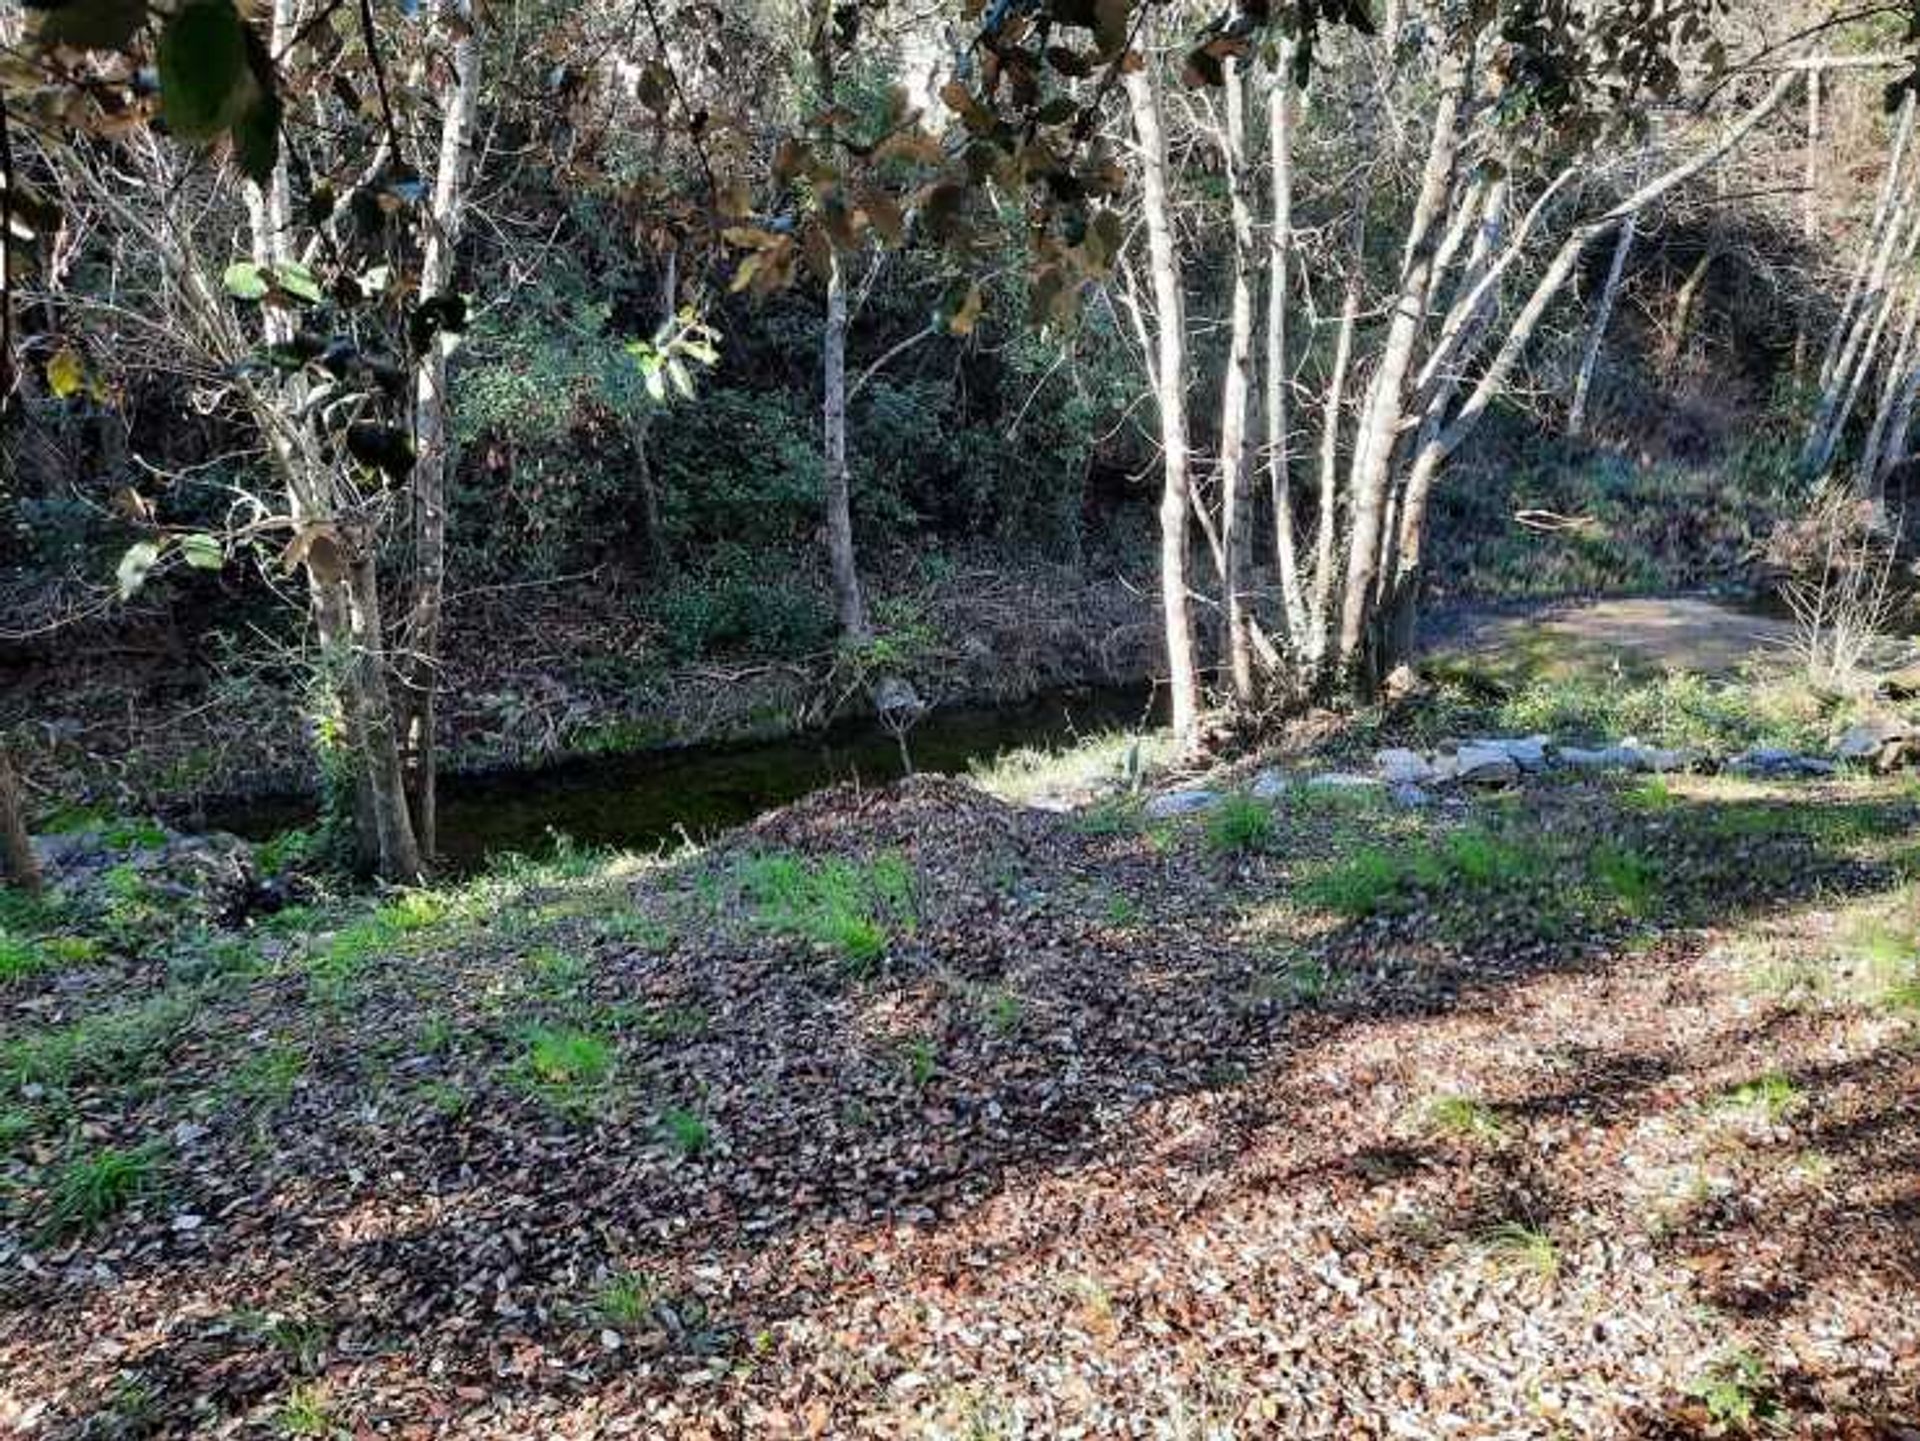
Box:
10 775 1920 1434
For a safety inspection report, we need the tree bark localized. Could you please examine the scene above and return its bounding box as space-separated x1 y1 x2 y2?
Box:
1336 42 1475 686
0 747 41 895
402 0 484 864
1818 89 1916 394
1266 52 1308 651
1569 211 1634 436
814 9 871 646
1124 58 1200 739
1217 57 1259 707
1384 72 1800 671
343 534 424 882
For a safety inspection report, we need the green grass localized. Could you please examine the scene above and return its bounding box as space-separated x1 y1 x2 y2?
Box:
0 931 47 982
375 890 451 933
976 985 1025 1037
1420 1094 1508 1143
969 729 1171 806
903 1034 937 1089
1718 1071 1804 1123
525 945 591 995
41 1142 164 1238
1590 843 1663 916
225 1043 307 1112
510 1026 615 1115
1474 1220 1560 1281
1302 846 1404 917
658 1105 711 1156
594 1269 655 1329
1204 794 1276 853
1304 828 1547 918
734 851 916 970
276 1381 337 1437
3 990 195 1089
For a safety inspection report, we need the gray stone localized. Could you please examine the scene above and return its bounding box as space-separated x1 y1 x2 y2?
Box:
1143 789 1222 819
1728 748 1837 779
1389 782 1431 809
1374 748 1436 785
1304 772 1382 791
1470 735 1551 773
1617 743 1701 774
1835 716 1915 771
1556 745 1635 771
1248 770 1290 802
1451 743 1521 785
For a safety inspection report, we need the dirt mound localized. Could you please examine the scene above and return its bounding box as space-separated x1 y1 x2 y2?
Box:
733 773 1033 859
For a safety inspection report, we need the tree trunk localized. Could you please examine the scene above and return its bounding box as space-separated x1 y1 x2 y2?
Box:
0 747 41 895
1386 73 1800 671
1568 211 1634 436
1309 258 1362 675
1807 186 1920 475
343 534 424 882
1336 43 1475 686
1124 59 1200 739
1217 56 1258 707
1266 52 1308 651
814 10 871 647
402 0 484 865
1818 90 1916 393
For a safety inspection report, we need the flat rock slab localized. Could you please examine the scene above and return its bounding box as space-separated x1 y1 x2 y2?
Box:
1143 790 1221 819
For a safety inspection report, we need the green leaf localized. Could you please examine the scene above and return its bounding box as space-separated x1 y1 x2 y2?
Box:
179 534 224 571
643 368 667 402
32 0 148 51
116 541 162 600
666 358 693 399
272 262 324 305
222 261 268 300
157 0 252 141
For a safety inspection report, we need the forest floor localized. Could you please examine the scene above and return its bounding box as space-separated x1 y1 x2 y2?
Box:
3 740 1919 1436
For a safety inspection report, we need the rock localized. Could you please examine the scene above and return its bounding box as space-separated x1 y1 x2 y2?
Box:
1835 716 1915 771
1248 770 1290 802
1389 782 1430 809
872 675 925 720
1615 743 1701 774
1450 743 1521 785
1469 735 1551 773
1728 748 1837 779
1304 772 1382 792
1556 745 1635 771
1374 748 1436 785
1143 790 1222 819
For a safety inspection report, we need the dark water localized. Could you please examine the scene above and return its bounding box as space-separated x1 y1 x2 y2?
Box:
211 683 1162 872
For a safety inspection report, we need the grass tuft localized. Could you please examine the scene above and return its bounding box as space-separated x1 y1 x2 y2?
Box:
1718 1071 1804 1123
734 851 916 971
1420 1094 1508 1143
658 1106 711 1156
1475 1220 1560 1281
1204 794 1275 853
42 1142 164 1238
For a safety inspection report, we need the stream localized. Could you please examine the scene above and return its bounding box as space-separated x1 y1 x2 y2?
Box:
210 683 1162 872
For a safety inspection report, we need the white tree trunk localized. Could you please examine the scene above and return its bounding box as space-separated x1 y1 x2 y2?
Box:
1568 212 1635 436
1217 57 1259 707
403 0 484 863
1125 60 1201 738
